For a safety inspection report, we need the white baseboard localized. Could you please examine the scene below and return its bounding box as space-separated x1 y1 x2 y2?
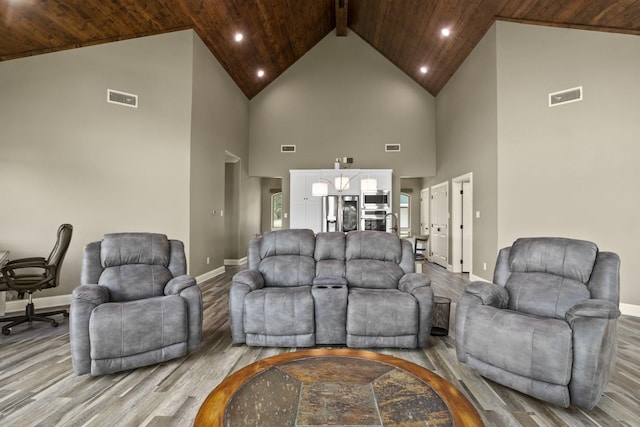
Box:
5 275 637 318
2 267 226 315
195 266 226 284
5 294 72 314
620 303 640 317
461 278 639 318
224 257 247 266
469 273 490 282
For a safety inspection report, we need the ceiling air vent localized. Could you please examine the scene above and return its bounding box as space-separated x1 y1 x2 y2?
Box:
281 145 296 153
385 144 401 152
107 89 138 108
549 86 582 107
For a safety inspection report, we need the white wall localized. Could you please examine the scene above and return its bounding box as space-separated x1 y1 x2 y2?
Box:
250 30 435 177
496 21 640 306
189 33 253 273
430 25 499 278
249 30 436 227
0 29 260 297
0 31 194 297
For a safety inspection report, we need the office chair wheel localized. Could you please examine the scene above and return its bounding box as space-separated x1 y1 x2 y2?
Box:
2 329 9 336
64 312 69 317
52 321 58 327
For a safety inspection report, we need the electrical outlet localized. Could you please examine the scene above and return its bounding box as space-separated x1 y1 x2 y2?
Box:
212 210 216 216
476 211 480 219
206 257 210 265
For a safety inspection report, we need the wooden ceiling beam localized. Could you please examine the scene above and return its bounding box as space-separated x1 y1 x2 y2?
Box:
336 0 348 36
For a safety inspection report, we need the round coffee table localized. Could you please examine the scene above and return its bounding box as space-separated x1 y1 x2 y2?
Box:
195 348 483 426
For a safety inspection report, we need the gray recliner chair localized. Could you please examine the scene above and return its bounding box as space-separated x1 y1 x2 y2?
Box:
455 237 620 409
70 233 202 376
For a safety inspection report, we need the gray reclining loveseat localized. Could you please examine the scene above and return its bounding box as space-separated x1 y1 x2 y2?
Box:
455 237 620 409
230 229 434 348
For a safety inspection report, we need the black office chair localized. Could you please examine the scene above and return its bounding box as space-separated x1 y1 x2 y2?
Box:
0 224 73 335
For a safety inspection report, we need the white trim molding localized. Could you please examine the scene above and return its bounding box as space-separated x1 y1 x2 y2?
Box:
468 273 490 283
456 278 639 318
5 294 72 314
6 276 637 319
195 266 226 284
2 266 227 315
620 303 640 317
451 172 473 275
224 257 247 266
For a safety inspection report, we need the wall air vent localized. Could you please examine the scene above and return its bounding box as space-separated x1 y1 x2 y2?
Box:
281 145 296 153
385 144 401 152
549 86 582 107
107 89 138 108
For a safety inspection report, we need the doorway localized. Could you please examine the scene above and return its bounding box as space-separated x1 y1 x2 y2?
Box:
429 181 449 269
224 151 240 262
452 173 473 274
399 192 410 237
420 188 429 236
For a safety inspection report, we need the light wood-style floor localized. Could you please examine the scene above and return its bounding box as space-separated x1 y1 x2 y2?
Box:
0 262 638 426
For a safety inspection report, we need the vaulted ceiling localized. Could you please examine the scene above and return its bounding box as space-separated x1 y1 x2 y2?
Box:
2 0 640 99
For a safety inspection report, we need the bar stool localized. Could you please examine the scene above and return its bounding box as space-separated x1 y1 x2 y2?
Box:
414 236 429 260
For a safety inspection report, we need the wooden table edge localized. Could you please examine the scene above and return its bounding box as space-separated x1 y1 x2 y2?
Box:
194 348 483 426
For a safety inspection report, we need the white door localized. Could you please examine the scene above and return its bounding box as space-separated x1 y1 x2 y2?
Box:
462 181 472 272
420 188 429 236
430 182 449 268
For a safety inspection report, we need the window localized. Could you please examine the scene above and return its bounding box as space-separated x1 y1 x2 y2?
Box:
271 192 282 229
399 193 410 237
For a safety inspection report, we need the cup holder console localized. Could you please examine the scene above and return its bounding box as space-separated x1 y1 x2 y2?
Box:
312 283 348 344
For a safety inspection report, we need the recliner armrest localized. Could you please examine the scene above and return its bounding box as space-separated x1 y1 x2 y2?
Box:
229 270 264 344
566 299 621 322
398 273 433 348
165 275 197 296
71 284 110 376
72 284 110 305
464 281 509 308
232 270 264 291
399 273 431 294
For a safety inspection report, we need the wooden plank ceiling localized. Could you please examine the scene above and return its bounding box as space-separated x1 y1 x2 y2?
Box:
2 0 640 99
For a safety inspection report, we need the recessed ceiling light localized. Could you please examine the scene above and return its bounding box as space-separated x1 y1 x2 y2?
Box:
234 32 244 42
441 28 451 37
419 66 428 74
257 69 265 78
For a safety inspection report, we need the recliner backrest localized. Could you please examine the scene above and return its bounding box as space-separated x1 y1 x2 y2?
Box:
505 237 597 319
257 229 316 287
345 231 404 289
315 232 346 280
95 233 177 302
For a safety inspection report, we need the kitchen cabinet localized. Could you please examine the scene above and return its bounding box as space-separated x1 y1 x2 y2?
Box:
290 171 322 231
369 171 392 193
290 169 392 232
321 169 361 196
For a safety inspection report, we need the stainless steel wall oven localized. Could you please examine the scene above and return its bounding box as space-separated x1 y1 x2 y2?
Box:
360 208 390 232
